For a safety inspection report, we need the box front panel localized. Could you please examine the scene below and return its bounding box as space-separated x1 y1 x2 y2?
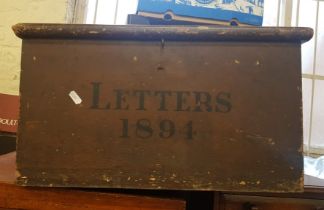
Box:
17 40 303 191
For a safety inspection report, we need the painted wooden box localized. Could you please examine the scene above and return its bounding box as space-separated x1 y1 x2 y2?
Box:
13 24 313 192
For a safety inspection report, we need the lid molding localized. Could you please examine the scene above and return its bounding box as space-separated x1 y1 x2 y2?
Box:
12 23 313 43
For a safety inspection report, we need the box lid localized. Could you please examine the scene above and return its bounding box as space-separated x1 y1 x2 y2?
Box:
12 24 313 43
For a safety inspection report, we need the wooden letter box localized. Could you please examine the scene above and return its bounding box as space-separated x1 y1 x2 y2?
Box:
13 24 313 192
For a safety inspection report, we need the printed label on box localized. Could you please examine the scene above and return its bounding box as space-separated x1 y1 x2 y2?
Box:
0 93 19 133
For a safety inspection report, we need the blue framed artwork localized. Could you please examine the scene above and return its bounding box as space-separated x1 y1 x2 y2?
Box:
137 0 264 26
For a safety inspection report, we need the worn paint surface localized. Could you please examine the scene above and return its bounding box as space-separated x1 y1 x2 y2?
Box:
14 24 313 192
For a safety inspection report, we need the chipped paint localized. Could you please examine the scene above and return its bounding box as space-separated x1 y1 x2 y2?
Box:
239 181 246 185
102 175 111 182
245 133 275 145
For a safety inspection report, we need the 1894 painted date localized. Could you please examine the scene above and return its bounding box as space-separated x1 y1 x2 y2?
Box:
120 119 194 140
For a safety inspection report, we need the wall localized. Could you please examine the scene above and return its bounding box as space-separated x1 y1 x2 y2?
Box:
0 0 74 95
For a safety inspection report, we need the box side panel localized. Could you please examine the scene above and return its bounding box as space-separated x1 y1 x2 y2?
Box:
17 40 303 192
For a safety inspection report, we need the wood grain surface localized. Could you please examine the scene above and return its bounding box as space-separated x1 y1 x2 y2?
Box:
0 183 185 210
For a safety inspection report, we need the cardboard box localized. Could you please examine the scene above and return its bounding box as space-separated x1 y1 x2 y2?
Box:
137 0 264 26
13 24 312 192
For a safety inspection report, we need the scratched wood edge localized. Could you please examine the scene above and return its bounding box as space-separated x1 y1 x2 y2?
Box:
12 23 313 43
0 183 185 210
14 174 304 193
221 194 324 205
216 189 324 201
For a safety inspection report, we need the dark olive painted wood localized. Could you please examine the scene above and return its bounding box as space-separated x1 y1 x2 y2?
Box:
14 24 311 192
